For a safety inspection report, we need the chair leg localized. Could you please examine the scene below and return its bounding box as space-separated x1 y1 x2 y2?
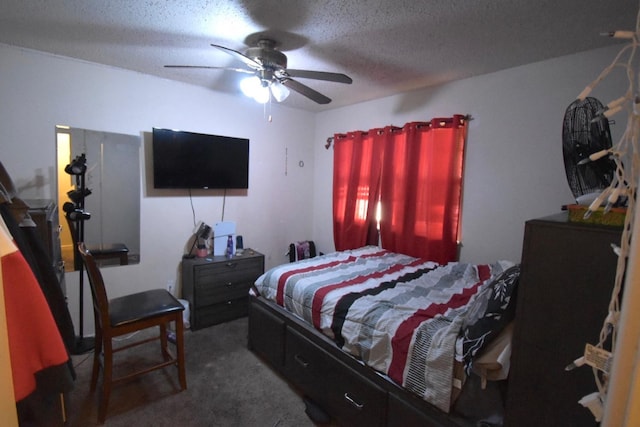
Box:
160 323 170 360
175 314 187 390
98 338 113 424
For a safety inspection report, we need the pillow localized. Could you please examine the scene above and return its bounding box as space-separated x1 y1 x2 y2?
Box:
461 264 520 373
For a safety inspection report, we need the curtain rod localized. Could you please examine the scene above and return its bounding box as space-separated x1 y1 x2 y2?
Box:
325 114 472 149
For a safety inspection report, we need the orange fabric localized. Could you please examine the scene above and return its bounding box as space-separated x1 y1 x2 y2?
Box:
1 222 69 401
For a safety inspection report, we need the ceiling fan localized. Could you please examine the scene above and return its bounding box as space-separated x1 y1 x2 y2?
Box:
165 39 352 105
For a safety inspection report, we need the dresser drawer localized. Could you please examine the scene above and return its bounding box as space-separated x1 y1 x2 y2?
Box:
285 327 332 397
248 299 286 371
194 257 263 283
193 297 249 329
194 280 252 307
285 327 386 427
387 392 449 427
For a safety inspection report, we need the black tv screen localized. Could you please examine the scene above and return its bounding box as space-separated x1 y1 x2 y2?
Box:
152 128 249 189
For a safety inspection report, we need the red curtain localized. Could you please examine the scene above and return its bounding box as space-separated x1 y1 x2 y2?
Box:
332 130 384 250
332 115 467 263
379 116 467 263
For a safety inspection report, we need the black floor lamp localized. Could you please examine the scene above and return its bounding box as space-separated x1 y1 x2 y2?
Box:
64 153 94 354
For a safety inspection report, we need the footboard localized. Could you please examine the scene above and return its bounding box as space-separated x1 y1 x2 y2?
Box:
248 295 470 427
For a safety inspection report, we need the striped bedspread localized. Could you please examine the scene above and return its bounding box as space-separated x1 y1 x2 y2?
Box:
254 246 515 411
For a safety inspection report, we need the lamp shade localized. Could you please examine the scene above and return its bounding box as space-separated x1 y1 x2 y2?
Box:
64 154 87 175
270 81 290 102
67 187 92 203
253 85 270 104
240 76 261 98
240 76 289 104
240 76 268 103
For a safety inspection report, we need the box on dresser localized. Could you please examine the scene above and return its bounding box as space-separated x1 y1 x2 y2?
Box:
182 250 264 330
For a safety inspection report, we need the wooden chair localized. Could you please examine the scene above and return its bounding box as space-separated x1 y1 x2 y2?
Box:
77 242 187 423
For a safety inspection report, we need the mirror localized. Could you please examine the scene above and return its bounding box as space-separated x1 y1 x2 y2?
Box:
56 127 141 270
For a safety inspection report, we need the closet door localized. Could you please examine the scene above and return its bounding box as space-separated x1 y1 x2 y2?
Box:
505 213 621 426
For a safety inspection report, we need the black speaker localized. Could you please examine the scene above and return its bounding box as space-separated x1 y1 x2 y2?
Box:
236 235 243 249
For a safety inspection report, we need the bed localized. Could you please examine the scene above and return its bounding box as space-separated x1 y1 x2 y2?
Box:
248 246 519 426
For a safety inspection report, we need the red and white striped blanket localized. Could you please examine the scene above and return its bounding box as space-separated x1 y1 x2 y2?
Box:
254 246 515 411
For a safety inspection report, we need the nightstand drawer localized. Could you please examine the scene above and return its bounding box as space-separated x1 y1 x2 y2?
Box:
194 257 263 282
193 297 249 328
194 280 252 307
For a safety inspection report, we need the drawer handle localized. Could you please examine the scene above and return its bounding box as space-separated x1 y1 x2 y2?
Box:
225 282 233 287
225 262 238 269
343 393 363 410
293 354 309 368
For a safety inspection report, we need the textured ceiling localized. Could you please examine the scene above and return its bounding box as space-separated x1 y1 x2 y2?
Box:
0 0 636 112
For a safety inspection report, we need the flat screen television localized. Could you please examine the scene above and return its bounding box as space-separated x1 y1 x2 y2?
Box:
152 128 249 189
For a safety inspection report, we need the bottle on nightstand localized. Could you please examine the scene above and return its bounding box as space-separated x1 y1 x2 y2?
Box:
226 235 233 258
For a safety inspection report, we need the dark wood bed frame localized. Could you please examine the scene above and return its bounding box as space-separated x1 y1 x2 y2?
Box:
247 295 474 427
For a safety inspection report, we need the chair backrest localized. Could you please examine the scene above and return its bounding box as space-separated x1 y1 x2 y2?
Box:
77 242 110 331
288 241 317 263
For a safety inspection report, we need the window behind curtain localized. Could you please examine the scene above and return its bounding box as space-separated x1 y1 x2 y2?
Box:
332 130 384 251
332 116 467 263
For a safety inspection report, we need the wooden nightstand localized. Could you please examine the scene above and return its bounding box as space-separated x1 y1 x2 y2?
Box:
181 250 264 330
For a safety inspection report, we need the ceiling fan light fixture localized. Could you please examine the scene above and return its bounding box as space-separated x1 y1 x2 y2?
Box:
253 84 270 104
240 75 261 97
168 39 352 105
240 75 270 103
270 81 290 102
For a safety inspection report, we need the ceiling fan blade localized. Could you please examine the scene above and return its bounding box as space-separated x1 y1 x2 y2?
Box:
210 43 262 70
164 65 254 74
281 78 331 104
285 69 352 84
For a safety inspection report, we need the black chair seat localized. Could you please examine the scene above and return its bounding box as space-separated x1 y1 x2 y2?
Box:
109 289 184 328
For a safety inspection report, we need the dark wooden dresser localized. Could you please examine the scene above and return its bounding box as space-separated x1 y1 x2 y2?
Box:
182 250 264 330
505 212 622 426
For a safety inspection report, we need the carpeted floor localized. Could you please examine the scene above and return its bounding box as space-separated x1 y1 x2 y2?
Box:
65 317 329 426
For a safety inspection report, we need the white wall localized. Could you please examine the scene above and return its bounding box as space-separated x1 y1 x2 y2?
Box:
0 43 316 334
313 44 628 264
